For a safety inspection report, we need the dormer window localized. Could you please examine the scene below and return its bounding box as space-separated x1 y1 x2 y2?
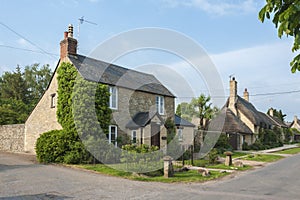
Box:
109 86 118 110
50 93 56 108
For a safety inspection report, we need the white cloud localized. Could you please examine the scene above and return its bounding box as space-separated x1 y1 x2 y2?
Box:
16 38 29 47
162 0 259 16
210 41 300 120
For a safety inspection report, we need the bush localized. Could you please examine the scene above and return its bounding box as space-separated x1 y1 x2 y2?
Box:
36 130 65 163
247 140 265 150
214 134 233 154
208 148 219 164
121 144 163 173
242 142 250 150
36 129 92 164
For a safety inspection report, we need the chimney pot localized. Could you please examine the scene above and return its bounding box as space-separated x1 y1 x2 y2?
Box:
269 108 274 117
68 24 73 38
64 31 68 39
243 88 249 102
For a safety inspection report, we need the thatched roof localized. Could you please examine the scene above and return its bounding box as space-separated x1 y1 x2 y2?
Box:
207 108 252 134
225 96 275 128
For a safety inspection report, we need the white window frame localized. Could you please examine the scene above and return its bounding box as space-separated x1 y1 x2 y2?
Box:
50 93 56 108
178 128 183 142
131 130 137 144
109 86 118 110
156 96 164 115
108 125 118 147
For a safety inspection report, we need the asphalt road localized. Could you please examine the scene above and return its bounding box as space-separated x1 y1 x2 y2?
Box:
0 151 299 200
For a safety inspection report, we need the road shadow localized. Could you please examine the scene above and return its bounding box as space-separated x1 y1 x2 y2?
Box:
0 192 72 200
0 163 42 172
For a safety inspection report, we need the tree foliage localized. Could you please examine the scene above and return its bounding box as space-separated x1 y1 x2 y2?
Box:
267 108 286 121
259 0 300 72
0 64 52 125
176 94 219 129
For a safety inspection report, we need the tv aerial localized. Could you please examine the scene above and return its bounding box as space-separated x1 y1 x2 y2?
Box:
77 16 97 50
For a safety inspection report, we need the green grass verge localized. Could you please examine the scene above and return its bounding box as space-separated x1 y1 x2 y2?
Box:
206 164 252 171
219 151 249 158
275 147 300 154
77 164 229 183
243 154 283 162
131 170 228 183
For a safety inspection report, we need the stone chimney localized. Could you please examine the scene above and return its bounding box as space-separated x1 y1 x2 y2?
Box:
60 24 77 60
269 108 274 117
229 77 237 113
294 115 298 124
243 88 249 102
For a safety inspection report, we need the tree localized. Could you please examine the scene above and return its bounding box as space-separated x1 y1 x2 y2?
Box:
190 94 213 129
259 1 300 72
175 102 193 121
24 64 52 107
267 108 286 122
0 64 52 125
0 66 28 103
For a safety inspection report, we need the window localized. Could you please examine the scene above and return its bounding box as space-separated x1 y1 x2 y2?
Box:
109 86 118 109
50 93 56 108
108 125 118 147
156 96 164 114
131 130 137 144
178 129 183 142
242 135 246 144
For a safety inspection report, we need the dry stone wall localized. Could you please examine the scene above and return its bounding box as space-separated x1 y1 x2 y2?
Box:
0 124 25 152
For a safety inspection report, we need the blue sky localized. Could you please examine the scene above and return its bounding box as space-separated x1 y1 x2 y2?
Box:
0 0 299 121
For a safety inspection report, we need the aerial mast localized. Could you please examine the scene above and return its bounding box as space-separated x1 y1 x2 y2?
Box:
77 16 97 50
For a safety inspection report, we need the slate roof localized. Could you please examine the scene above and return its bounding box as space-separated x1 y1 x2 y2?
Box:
207 108 252 134
175 114 195 127
68 54 175 97
126 112 164 129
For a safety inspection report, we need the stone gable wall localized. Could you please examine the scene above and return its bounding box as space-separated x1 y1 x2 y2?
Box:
0 124 25 152
24 66 62 153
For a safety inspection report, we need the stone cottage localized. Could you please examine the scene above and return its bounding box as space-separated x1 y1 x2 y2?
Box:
289 116 300 141
208 77 287 150
24 25 177 153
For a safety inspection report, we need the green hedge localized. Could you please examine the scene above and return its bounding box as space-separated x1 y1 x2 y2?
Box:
35 130 92 164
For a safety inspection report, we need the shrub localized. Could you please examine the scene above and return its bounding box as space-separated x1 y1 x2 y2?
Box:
121 144 163 173
208 148 219 164
36 130 65 163
36 129 92 164
242 142 250 150
214 134 233 153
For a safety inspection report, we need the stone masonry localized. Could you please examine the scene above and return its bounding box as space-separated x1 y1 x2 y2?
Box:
0 124 25 152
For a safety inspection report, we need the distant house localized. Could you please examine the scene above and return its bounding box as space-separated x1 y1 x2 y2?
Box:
174 114 195 149
24 25 178 153
289 116 300 141
208 77 287 150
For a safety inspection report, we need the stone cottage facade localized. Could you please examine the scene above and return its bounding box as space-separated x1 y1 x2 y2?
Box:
209 77 286 150
24 25 176 153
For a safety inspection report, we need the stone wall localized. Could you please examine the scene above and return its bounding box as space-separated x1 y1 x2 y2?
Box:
25 64 62 153
0 124 25 152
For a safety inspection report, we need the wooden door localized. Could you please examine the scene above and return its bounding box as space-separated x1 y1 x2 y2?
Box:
151 122 160 148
